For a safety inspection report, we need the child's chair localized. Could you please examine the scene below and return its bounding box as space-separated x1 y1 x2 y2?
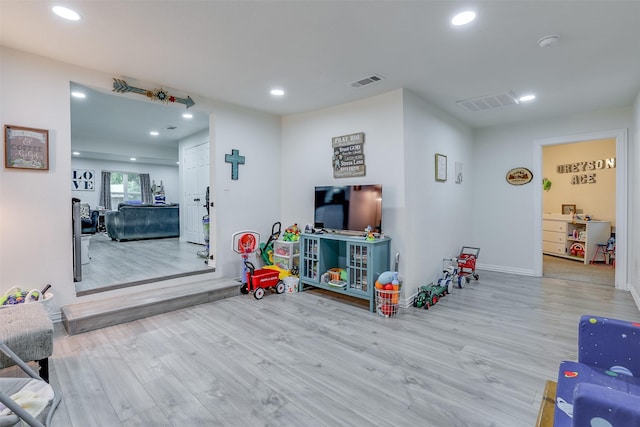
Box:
553 315 640 426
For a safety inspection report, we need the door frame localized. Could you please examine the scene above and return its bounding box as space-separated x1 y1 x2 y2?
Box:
533 128 628 290
181 141 209 245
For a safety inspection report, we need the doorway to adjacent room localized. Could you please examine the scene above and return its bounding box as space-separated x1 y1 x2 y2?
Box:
70 82 215 295
535 129 627 289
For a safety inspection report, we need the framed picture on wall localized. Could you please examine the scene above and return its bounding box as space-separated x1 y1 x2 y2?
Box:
435 153 447 182
4 125 49 170
562 204 576 215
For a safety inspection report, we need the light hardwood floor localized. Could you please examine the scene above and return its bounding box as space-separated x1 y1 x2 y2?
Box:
76 233 212 295
543 254 615 286
13 271 640 426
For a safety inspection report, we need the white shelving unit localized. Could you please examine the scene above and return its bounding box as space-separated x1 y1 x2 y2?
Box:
542 214 611 264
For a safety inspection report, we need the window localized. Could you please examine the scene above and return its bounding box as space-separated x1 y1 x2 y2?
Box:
110 172 141 208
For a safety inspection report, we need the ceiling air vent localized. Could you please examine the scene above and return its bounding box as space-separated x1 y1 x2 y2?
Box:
166 126 177 130
350 75 383 88
456 91 519 112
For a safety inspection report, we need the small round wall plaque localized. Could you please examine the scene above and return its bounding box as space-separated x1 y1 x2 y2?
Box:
506 167 533 185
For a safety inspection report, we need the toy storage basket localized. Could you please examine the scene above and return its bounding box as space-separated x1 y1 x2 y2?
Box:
0 286 54 315
375 288 401 318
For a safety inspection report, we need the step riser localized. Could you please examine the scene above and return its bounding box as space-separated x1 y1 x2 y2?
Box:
62 285 239 335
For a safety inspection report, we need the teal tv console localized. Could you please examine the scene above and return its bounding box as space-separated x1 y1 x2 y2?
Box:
298 232 391 312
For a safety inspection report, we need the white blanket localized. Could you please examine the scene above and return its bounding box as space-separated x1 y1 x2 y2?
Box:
0 378 53 422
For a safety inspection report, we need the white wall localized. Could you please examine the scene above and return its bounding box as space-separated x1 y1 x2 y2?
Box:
1 48 77 315
210 103 282 279
0 47 281 315
631 92 640 305
281 90 405 273
402 90 475 292
473 107 633 277
71 158 179 207
281 89 475 300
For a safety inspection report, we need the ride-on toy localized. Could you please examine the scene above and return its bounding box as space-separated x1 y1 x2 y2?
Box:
241 261 285 299
438 257 463 290
258 221 281 266
413 282 448 309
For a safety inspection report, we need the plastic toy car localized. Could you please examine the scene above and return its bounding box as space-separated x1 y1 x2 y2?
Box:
413 284 440 309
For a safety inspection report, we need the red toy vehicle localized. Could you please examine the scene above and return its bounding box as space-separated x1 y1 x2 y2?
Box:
240 261 285 299
457 246 480 283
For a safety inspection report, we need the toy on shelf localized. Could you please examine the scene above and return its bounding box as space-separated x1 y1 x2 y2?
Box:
364 225 375 241
282 223 300 242
324 267 346 288
569 242 585 258
151 180 166 205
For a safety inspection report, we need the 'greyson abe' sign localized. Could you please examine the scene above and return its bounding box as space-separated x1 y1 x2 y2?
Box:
556 157 616 185
332 132 365 178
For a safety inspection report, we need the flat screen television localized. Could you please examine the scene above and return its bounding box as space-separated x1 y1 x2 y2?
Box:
314 184 382 233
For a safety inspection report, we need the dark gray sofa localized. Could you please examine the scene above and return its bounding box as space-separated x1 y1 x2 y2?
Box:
105 203 179 241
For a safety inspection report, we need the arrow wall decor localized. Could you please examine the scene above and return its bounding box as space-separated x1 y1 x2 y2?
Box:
112 78 195 108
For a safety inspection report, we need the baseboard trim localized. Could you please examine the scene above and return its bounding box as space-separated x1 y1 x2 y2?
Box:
476 263 536 277
400 267 535 308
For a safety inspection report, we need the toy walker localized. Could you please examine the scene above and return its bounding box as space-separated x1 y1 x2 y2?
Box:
457 246 480 283
258 222 281 266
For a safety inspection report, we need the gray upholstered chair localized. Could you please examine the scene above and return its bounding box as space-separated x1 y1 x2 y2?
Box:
0 304 53 382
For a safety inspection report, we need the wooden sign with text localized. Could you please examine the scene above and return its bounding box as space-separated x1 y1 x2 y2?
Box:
4 125 49 170
332 132 365 178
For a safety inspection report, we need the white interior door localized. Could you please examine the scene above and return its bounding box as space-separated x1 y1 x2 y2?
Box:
183 142 210 244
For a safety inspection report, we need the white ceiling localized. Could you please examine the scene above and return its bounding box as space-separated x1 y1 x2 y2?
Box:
2 1 640 163
69 82 209 165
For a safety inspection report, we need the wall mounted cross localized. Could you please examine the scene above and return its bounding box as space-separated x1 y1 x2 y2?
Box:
225 149 245 180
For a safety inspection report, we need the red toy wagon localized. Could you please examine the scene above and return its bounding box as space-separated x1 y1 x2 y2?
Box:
240 261 285 300
457 246 480 283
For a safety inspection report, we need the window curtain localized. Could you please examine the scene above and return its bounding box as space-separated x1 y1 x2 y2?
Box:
140 173 153 204
98 171 111 210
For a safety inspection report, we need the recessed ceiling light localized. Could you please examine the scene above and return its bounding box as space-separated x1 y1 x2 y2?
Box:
451 11 476 26
130 157 137 161
72 151 80 156
52 6 81 21
270 89 285 96
519 94 536 102
182 113 193 119
149 131 159 136
71 91 86 99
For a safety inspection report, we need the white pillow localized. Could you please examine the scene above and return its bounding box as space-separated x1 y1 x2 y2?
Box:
80 204 90 219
